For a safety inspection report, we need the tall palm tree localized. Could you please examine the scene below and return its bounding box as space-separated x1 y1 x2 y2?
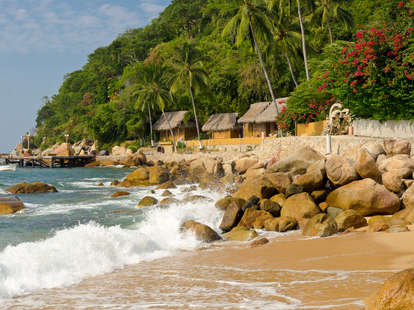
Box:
169 41 208 149
311 0 353 44
296 0 311 80
223 0 277 111
133 63 177 152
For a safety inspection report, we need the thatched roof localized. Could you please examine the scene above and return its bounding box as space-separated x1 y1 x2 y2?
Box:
202 113 240 132
153 111 193 131
238 98 289 124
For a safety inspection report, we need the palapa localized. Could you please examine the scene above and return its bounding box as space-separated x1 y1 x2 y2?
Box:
238 98 289 124
202 113 240 132
238 102 270 124
153 111 193 131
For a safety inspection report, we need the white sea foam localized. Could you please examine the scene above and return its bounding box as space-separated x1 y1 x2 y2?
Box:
0 194 224 299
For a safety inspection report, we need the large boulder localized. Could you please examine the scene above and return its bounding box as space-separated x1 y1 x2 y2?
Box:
189 158 224 178
355 148 381 181
259 199 281 217
223 226 258 241
325 155 359 186
378 155 414 178
270 193 287 207
363 142 386 160
302 213 338 237
237 208 274 230
219 201 244 232
334 209 367 232
402 184 414 209
383 139 411 156
293 160 326 192
365 268 414 310
264 173 291 194
118 167 150 187
148 166 169 185
234 157 259 174
382 172 404 193
138 196 158 207
182 220 221 243
233 176 277 201
281 193 321 224
215 197 245 211
326 179 401 216
278 216 298 232
157 181 177 189
0 196 24 215
268 146 325 176
7 182 58 194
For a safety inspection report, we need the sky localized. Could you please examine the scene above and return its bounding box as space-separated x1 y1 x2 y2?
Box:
0 0 171 153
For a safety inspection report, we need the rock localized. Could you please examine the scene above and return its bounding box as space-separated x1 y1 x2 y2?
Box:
118 167 149 187
234 157 259 174
250 237 269 247
302 213 338 237
160 197 180 205
325 155 359 186
111 180 119 186
311 190 327 204
355 148 381 181
404 179 414 189
326 207 343 219
363 142 386 160
270 193 286 207
215 197 245 211
285 184 304 197
388 225 409 233
293 160 326 192
237 208 274 230
219 201 244 232
148 166 169 185
241 196 260 211
382 172 404 193
278 216 298 232
138 196 158 207
281 193 321 224
319 202 329 212
334 210 367 232
259 199 281 217
244 167 265 179
97 183 104 186
364 268 414 310
326 179 401 216
223 226 258 241
378 155 414 178
265 173 291 194
157 181 177 189
7 182 58 194
161 190 173 197
402 184 414 209
223 162 234 176
111 191 130 198
264 218 280 231
0 197 24 215
268 146 325 176
367 216 391 232
233 176 277 201
384 139 411 156
182 220 221 243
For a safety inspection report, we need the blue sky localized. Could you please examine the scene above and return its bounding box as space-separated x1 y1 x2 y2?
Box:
0 0 171 152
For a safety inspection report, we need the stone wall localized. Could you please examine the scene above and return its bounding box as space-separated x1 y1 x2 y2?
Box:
353 119 414 139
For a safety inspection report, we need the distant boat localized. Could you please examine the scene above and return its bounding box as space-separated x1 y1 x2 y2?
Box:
0 164 17 171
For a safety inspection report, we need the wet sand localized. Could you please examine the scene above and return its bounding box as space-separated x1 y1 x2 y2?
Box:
5 230 414 309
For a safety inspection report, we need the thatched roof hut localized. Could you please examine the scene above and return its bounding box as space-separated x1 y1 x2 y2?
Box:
153 111 192 131
238 98 289 124
202 113 240 132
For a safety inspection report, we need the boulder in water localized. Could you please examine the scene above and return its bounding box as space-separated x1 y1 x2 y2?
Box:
111 191 130 198
7 182 58 194
0 196 24 215
138 196 158 207
182 220 221 243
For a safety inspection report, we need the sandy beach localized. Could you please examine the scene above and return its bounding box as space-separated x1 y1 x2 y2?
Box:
5 230 414 310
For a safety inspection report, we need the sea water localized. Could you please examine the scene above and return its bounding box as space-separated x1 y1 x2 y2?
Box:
0 167 224 300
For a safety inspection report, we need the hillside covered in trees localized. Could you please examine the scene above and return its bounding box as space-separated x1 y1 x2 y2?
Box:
34 0 414 150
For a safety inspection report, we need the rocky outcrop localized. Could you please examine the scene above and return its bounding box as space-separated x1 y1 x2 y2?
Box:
138 196 158 207
302 213 338 237
118 167 150 187
334 209 367 232
223 226 258 241
111 191 130 198
281 193 321 224
365 268 414 310
325 155 358 186
148 165 170 185
0 196 24 215
7 182 58 194
182 220 221 243
326 179 400 216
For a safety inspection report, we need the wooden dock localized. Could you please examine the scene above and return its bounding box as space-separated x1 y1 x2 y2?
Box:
0 155 95 168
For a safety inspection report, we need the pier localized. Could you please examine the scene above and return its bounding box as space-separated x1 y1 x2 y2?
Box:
0 155 95 168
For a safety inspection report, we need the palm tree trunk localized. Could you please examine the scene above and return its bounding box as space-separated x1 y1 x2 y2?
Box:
296 0 310 81
249 17 277 113
147 102 154 147
189 78 202 149
327 18 333 44
286 54 298 87
162 110 177 152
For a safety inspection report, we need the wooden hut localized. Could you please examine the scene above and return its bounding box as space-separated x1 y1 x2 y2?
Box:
202 113 242 139
153 111 197 142
238 98 288 137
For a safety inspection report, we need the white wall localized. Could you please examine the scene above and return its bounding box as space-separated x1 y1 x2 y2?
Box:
352 120 414 139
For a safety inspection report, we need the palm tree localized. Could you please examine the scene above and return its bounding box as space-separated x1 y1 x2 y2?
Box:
296 0 311 80
133 63 177 152
311 0 353 44
169 41 208 149
223 0 277 111
267 1 302 87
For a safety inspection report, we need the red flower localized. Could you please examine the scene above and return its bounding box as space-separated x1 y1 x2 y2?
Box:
356 32 363 39
398 1 404 8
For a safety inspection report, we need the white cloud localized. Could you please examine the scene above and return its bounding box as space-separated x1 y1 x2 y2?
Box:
0 0 170 54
